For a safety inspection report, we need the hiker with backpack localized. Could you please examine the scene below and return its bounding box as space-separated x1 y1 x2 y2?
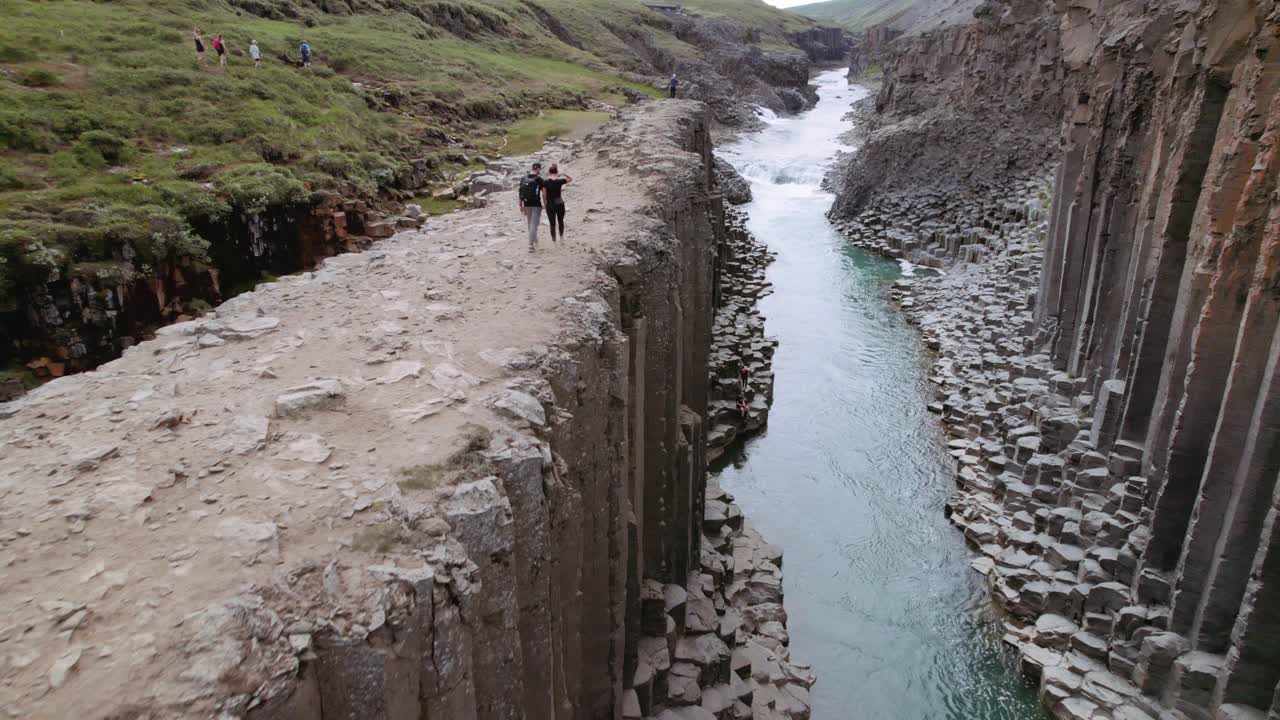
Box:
299 41 312 67
518 162 545 252
542 164 573 243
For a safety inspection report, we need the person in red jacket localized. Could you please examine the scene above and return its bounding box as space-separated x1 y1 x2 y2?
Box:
213 34 227 67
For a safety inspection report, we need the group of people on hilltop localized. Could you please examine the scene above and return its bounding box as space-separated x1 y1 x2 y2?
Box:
193 28 311 68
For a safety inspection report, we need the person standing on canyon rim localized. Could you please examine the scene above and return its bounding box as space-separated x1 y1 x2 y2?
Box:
518 162 546 252
249 40 262 67
213 34 228 67
668 73 679 99
542 164 573 243
193 28 206 67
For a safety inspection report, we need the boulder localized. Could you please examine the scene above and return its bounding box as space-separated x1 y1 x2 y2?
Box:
274 380 345 417
715 158 753 205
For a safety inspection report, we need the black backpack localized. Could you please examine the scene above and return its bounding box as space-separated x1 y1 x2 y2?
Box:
519 175 540 205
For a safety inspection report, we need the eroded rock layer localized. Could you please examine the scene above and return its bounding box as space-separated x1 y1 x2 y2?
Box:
834 0 1280 718
0 103 806 719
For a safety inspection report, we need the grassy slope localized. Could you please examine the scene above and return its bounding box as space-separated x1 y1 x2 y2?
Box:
785 0 919 30
0 0 814 310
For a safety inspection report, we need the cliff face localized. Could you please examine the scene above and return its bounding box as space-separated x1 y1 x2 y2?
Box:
3 198 406 379
1035 0 1280 711
846 26 902 77
0 103 808 720
832 0 1063 220
668 14 825 125
834 0 1280 717
790 27 856 63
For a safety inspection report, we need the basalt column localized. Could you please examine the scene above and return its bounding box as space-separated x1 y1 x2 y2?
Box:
1029 0 1280 715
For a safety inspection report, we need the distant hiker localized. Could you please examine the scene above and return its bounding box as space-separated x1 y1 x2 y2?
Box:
739 363 751 393
542 164 573 243
299 41 312 67
668 73 678 99
194 28 206 66
518 162 545 252
737 397 749 419
249 40 262 67
213 34 227 66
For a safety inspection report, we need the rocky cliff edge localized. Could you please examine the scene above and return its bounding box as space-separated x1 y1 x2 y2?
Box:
0 102 811 720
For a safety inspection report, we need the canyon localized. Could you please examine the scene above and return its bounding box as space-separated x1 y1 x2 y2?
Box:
4 0 1280 717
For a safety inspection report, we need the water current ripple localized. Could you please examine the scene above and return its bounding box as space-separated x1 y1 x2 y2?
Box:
713 69 1049 720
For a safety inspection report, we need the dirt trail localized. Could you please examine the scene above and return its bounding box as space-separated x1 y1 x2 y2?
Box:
0 103 694 717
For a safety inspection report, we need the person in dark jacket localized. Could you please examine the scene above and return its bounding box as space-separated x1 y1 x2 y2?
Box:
518 162 545 251
194 28 207 67
541 164 573 243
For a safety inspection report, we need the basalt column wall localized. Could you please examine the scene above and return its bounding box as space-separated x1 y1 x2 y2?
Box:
240 104 808 720
1034 0 1280 713
240 103 733 720
1034 0 1280 707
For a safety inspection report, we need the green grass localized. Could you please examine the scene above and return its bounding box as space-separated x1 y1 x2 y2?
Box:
411 195 467 215
681 0 818 29
504 110 610 154
0 0 814 309
0 364 39 390
785 0 920 30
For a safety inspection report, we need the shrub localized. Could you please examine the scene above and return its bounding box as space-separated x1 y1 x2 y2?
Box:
47 151 89 184
74 129 127 165
1 227 68 278
251 134 302 164
176 162 220 181
305 150 360 178
302 150 403 195
0 109 58 152
16 68 63 88
0 46 34 63
69 260 137 286
213 164 307 213
159 182 233 224
0 160 23 190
